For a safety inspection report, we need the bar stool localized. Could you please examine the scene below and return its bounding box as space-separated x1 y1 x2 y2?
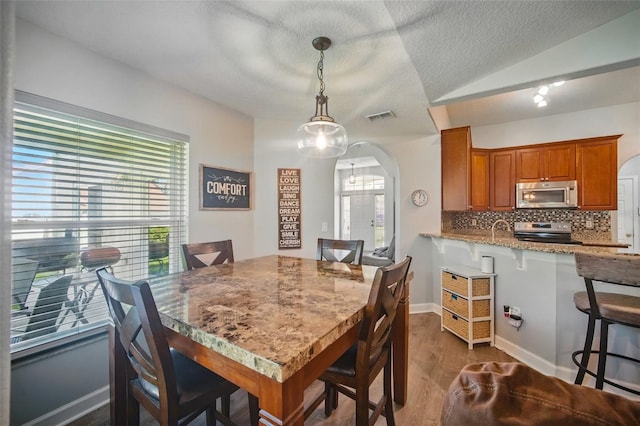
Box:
573 252 640 395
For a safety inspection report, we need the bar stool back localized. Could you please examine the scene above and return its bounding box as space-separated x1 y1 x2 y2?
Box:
573 252 640 396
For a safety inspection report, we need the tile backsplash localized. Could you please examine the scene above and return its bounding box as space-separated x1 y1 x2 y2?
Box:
442 210 612 241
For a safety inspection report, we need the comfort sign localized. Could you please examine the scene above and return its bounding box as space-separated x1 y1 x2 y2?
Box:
200 164 253 210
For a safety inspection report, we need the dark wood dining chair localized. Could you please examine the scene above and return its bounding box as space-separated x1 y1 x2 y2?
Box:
316 238 365 265
308 256 412 425
97 267 252 425
182 240 234 270
181 239 259 422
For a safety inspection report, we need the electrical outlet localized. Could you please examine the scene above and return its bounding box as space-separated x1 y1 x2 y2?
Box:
510 306 521 319
321 222 328 232
471 219 477 226
586 219 594 229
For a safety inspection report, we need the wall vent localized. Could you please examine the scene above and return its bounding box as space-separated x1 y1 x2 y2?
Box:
365 110 396 121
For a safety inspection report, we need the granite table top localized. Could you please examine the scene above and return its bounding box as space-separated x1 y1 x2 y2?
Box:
420 232 635 255
149 255 378 383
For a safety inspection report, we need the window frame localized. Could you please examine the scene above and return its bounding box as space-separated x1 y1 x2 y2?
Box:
10 91 189 358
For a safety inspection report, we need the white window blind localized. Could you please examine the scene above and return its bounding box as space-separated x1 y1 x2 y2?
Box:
10 93 188 355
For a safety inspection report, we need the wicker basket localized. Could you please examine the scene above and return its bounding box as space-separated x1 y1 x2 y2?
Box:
442 290 469 317
472 299 491 318
442 290 491 319
442 271 490 297
442 309 491 340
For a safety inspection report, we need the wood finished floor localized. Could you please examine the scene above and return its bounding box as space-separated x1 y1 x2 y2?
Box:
68 313 517 426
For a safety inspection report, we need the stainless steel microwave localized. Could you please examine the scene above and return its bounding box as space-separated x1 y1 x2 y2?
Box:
516 180 578 209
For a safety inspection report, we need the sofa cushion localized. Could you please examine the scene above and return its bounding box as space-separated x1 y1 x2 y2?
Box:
441 362 640 426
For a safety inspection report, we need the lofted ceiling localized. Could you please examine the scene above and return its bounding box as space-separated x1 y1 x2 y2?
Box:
14 1 640 147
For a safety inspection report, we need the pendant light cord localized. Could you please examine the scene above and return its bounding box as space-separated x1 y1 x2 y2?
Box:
317 50 325 97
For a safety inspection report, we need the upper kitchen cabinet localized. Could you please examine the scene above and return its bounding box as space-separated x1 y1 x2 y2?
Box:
470 149 490 211
577 135 620 210
441 126 471 211
516 142 576 182
490 149 516 211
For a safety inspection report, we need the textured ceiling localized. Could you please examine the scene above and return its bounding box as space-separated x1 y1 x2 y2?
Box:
14 0 640 146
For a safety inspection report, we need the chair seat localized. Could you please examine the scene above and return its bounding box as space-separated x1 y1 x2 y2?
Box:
574 291 640 326
138 349 238 407
325 345 358 377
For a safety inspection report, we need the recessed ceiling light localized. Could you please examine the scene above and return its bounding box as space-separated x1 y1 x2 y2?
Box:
552 81 565 87
537 100 548 108
533 94 544 104
537 86 549 95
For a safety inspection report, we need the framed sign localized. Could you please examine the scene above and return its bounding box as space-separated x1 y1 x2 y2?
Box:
200 164 253 210
278 168 301 249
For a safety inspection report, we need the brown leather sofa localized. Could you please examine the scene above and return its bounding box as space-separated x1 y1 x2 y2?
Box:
441 362 640 426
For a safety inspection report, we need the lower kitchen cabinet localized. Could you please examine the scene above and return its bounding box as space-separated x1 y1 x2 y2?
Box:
441 266 495 349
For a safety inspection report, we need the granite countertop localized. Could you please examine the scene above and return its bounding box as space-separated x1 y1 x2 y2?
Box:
420 232 633 255
149 255 377 382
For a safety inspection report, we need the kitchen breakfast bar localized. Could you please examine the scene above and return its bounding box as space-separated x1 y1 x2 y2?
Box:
421 232 640 390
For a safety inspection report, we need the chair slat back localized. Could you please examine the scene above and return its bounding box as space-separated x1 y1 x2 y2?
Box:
182 240 234 270
575 252 640 287
317 238 365 265
97 268 177 406
358 256 412 368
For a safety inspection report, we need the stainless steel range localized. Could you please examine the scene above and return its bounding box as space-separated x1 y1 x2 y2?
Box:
513 222 583 244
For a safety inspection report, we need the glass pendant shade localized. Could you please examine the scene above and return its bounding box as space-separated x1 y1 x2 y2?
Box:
297 37 348 158
297 120 348 158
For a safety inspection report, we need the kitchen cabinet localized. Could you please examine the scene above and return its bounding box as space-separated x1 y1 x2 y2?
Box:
470 149 490 211
516 142 576 182
441 126 471 211
441 127 621 212
577 136 619 210
490 149 516 210
441 266 494 349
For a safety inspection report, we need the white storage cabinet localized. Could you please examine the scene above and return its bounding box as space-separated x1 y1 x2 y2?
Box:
440 266 495 349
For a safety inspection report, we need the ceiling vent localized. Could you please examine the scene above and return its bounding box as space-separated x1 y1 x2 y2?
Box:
365 110 396 121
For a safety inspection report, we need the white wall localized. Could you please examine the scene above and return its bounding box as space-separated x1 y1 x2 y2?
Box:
11 19 257 424
15 19 256 259
252 116 444 308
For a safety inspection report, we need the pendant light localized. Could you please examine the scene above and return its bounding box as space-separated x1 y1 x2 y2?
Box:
349 163 356 184
297 37 348 158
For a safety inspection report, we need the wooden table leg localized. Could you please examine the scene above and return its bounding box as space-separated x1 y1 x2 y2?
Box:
257 374 305 426
393 274 410 404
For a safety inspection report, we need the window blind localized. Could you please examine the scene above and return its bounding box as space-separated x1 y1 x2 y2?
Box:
10 94 188 355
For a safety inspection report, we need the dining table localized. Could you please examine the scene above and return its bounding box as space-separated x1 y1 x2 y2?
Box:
108 255 409 425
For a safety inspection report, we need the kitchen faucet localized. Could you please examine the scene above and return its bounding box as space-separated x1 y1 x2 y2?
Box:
491 219 511 242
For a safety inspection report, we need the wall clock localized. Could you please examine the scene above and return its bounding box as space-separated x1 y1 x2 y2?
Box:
411 189 429 207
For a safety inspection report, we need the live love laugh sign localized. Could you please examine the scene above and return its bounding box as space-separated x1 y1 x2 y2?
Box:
200 164 253 210
278 168 301 249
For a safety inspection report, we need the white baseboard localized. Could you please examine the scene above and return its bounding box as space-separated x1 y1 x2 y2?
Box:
422 309 639 401
23 386 109 426
409 302 438 314
494 335 558 376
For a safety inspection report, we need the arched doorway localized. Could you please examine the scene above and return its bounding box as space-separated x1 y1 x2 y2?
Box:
334 142 398 253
